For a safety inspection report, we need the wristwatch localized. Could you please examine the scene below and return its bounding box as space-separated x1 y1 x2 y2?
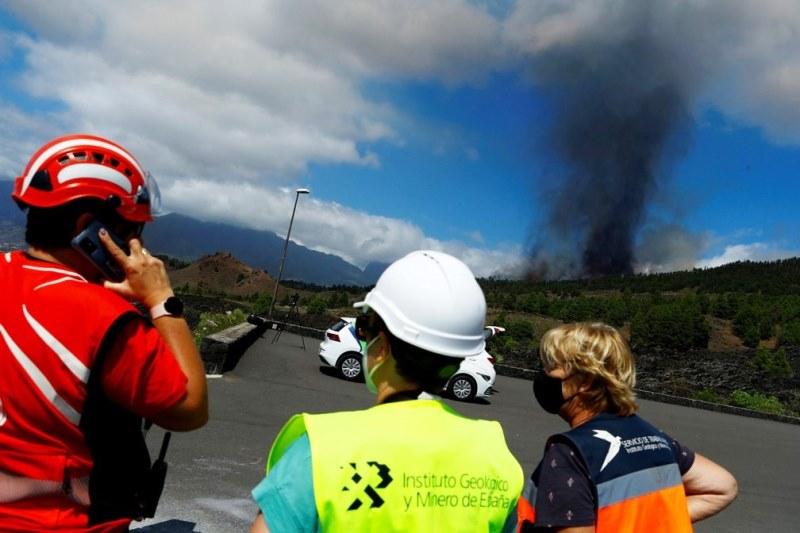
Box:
150 295 184 320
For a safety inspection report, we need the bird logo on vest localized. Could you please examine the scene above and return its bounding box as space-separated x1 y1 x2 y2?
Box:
592 430 622 471
341 461 394 511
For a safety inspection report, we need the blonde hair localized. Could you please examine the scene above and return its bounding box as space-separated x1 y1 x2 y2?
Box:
539 322 638 415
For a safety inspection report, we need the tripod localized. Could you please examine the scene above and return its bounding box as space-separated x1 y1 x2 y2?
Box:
271 293 306 350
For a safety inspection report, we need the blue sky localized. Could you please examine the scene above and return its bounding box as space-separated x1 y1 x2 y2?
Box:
1 1 799 277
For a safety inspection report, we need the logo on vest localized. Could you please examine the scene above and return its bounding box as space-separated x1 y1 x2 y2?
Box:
592 429 622 471
0 397 6 427
342 461 394 511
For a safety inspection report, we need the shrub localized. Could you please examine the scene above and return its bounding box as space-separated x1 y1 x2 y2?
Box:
193 308 248 346
605 298 629 327
729 390 785 415
252 293 272 315
326 291 349 309
742 325 761 348
779 320 800 346
693 389 721 403
631 299 709 351
305 296 328 315
710 293 738 319
519 292 549 315
505 318 537 345
753 346 794 378
733 306 759 339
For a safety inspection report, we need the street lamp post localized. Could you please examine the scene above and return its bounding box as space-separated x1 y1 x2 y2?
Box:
268 188 310 318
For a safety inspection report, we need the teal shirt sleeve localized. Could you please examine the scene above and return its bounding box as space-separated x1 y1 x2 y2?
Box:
251 434 319 532
502 502 518 533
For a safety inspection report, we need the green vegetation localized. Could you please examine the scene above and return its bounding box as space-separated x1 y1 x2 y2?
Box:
779 320 800 346
305 295 328 315
630 298 709 351
482 257 800 296
326 291 350 309
729 390 785 415
692 389 722 403
182 255 800 417
193 309 248 346
252 293 272 315
753 346 794 378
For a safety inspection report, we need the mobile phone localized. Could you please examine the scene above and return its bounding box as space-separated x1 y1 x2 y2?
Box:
70 219 127 281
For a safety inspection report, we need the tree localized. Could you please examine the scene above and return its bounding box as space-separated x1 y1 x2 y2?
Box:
306 296 327 315
327 291 349 309
252 293 272 315
631 299 709 351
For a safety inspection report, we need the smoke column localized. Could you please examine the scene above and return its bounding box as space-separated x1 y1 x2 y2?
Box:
526 5 697 278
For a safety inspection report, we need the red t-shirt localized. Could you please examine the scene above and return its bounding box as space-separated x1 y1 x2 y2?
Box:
102 318 188 420
0 251 188 532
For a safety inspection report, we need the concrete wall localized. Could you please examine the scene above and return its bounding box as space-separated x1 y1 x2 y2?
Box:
200 321 268 374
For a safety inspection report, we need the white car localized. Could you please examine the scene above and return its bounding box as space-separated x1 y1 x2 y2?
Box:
318 318 502 402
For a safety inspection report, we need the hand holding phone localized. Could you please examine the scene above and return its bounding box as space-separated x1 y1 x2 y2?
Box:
96 227 175 309
71 220 127 281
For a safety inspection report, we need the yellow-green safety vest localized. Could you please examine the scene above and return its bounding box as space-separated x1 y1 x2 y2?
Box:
267 399 523 532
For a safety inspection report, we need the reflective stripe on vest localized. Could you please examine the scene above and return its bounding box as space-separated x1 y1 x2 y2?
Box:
0 470 90 506
0 322 81 424
269 400 524 532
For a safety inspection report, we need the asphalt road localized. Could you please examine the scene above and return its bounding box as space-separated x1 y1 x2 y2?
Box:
134 332 799 532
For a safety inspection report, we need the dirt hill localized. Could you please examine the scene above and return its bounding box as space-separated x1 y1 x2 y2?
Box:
169 252 274 297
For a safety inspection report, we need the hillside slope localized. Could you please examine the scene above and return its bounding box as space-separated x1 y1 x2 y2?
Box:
170 252 274 297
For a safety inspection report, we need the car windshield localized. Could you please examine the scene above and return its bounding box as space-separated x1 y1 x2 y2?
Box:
330 320 349 332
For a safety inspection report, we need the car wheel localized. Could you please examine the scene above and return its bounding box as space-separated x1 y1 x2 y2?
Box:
337 352 363 381
447 374 477 402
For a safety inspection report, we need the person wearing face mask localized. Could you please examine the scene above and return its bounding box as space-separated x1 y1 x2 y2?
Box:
517 322 737 533
249 251 523 532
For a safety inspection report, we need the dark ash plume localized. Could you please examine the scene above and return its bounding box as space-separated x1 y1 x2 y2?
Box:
527 7 697 279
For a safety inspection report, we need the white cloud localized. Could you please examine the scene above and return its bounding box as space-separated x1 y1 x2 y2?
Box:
161 179 523 277
0 0 521 275
2 0 505 184
0 103 65 179
4 1 800 280
696 242 799 269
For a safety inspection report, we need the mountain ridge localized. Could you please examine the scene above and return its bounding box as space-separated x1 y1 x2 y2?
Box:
0 179 385 286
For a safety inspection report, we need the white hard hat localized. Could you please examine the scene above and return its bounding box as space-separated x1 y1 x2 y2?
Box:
353 250 486 358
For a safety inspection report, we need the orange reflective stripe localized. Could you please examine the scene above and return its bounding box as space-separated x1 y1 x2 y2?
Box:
516 495 536 531
597 484 692 533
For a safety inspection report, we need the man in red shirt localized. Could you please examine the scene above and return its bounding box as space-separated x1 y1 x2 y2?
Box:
0 134 208 532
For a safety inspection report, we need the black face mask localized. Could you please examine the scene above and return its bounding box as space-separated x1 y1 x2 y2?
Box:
533 372 567 414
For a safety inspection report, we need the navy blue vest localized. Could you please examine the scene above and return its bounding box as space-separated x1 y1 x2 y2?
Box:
530 413 684 513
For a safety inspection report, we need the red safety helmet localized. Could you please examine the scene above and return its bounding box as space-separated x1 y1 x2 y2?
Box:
12 134 160 223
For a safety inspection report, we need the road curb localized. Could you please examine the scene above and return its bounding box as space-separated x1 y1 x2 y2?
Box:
494 363 800 426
